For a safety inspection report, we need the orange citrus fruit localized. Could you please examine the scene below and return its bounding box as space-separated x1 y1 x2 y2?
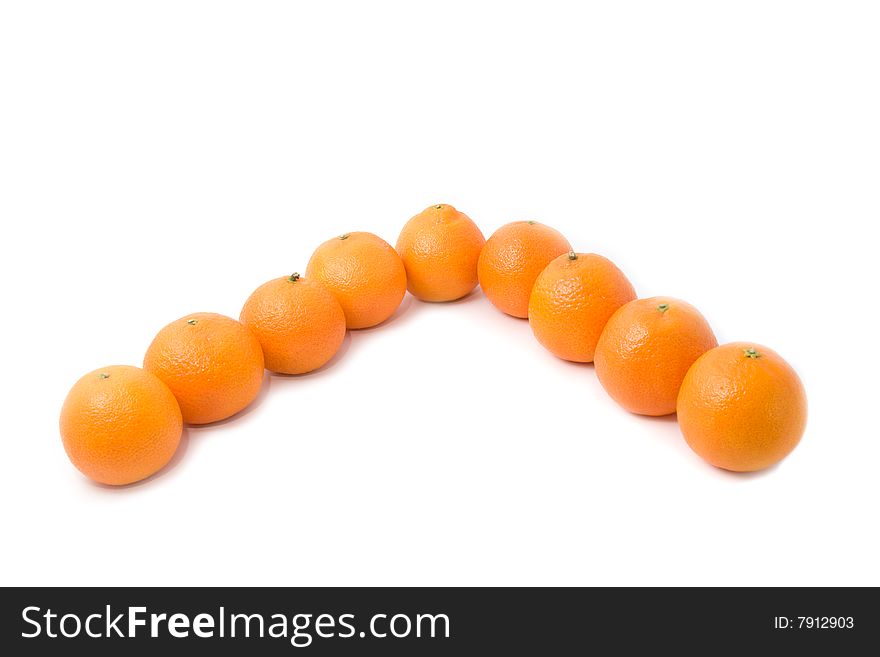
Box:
395 203 485 302
594 297 717 416
60 365 183 485
677 342 807 472
477 221 571 318
240 273 346 375
528 252 636 362
144 312 265 424
306 231 407 329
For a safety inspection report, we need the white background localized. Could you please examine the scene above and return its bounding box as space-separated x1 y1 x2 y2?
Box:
1 1 878 587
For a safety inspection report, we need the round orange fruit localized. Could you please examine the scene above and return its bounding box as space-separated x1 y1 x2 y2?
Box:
528 252 636 362
477 221 571 318
144 312 265 424
240 273 346 375
60 365 183 485
306 231 407 329
677 342 807 472
594 297 717 416
395 203 485 302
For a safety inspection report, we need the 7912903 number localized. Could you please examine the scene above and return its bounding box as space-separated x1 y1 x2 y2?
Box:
774 616 854 630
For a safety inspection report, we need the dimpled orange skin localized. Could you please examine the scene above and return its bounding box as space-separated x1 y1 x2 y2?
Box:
144 312 265 425
477 221 571 318
240 274 346 375
306 232 407 329
677 342 807 472
396 204 486 302
60 365 183 485
528 252 636 362
594 297 718 416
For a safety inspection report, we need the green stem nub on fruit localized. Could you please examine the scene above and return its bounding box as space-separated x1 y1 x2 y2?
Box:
568 251 578 261
288 273 301 282
339 233 350 240
435 204 443 210
187 319 198 325
98 372 110 380
744 348 761 359
527 220 537 225
657 303 670 313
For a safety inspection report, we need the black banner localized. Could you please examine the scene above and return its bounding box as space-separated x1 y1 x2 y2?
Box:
1 587 875 654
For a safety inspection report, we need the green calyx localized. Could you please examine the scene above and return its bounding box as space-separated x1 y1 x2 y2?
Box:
743 348 761 359
187 319 198 326
339 233 350 240
657 303 670 313
527 220 537 225
288 273 301 282
98 372 110 380
568 251 578 261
